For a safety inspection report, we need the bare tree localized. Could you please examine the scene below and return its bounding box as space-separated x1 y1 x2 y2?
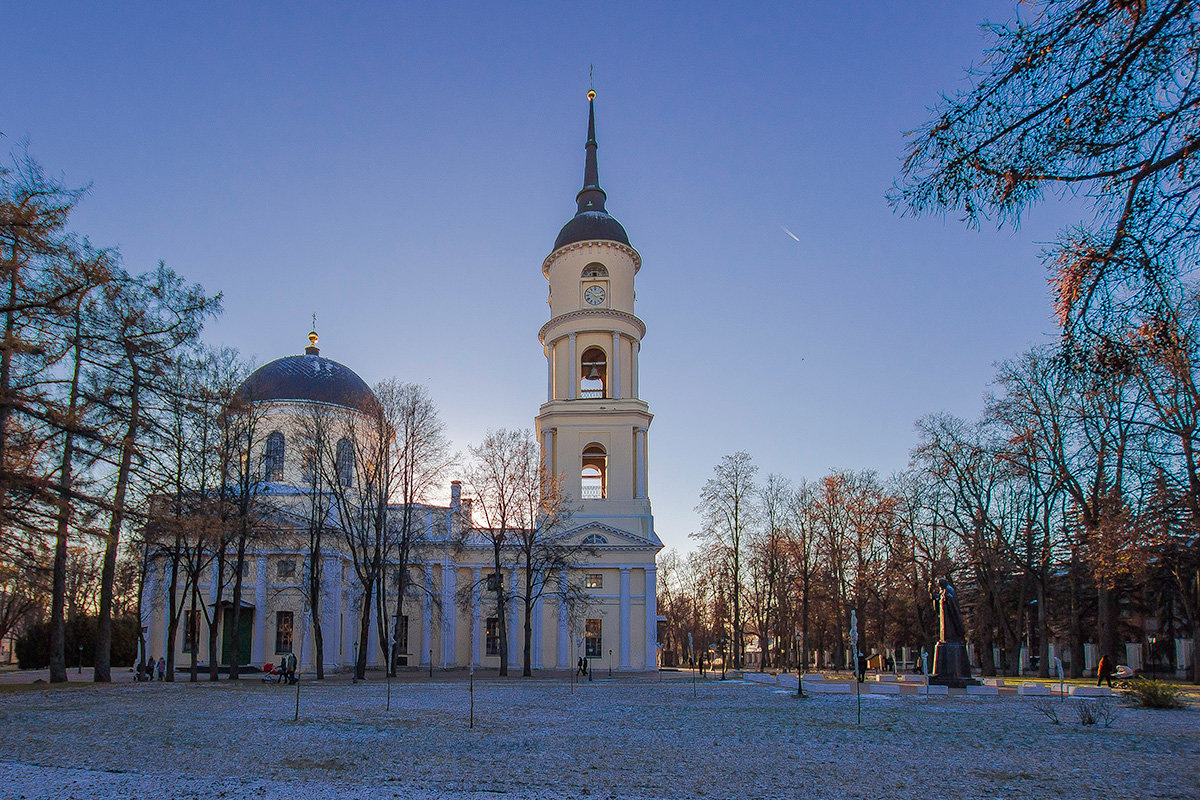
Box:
87 265 218 682
694 451 758 670
892 0 1200 343
324 398 393 680
374 381 452 677
460 429 537 677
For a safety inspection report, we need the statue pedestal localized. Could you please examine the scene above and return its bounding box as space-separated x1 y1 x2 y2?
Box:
929 641 979 688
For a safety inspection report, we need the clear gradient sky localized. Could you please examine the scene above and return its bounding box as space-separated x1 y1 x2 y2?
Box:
4 2 1081 552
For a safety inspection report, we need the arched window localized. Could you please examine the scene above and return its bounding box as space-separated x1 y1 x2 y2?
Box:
336 438 354 487
582 533 609 545
581 444 607 500
264 431 285 482
581 262 608 279
579 347 607 399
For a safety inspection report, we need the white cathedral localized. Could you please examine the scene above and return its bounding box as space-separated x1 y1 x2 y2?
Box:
141 92 663 673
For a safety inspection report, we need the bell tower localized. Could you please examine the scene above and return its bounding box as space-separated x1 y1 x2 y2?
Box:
536 90 655 541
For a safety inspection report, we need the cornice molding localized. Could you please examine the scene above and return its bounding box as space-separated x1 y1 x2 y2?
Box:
539 308 646 343
542 239 642 277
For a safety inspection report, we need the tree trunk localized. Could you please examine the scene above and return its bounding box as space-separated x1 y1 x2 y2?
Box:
229 535 248 680
1097 584 1119 661
48 310 85 684
95 366 141 683
520 568 530 676
1037 577 1050 679
493 546 508 677
189 580 200 682
1068 548 1084 678
978 598 996 677
356 581 372 679
165 548 181 681
208 547 225 681
309 539 324 680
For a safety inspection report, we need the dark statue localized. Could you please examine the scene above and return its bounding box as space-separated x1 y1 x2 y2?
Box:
934 577 966 643
928 576 978 688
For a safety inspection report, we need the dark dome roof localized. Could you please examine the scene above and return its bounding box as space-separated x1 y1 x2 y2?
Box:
238 353 378 413
554 210 630 250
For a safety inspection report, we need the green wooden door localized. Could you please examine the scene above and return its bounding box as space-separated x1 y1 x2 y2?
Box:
221 607 254 666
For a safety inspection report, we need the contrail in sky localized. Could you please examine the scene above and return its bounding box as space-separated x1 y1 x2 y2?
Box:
780 225 800 242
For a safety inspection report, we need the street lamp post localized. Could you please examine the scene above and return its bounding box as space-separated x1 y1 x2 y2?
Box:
77 644 83 676
353 641 359 684
608 648 612 678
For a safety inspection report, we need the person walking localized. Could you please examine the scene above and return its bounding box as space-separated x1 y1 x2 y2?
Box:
284 651 298 684
156 657 166 681
1096 654 1115 688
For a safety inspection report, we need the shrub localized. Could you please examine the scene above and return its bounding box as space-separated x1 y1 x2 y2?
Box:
1032 698 1060 724
1077 699 1118 727
15 616 139 670
1120 679 1186 710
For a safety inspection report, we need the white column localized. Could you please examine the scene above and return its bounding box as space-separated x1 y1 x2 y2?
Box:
557 569 569 669
421 565 433 667
252 555 267 664
547 340 555 401
541 428 554 478
532 572 544 670
634 427 648 499
611 332 621 399
367 605 379 665
568 332 577 399
342 586 356 665
471 567 482 667
323 556 341 668
632 340 640 398
508 569 520 667
644 566 658 670
140 564 156 661
619 567 631 670
441 563 457 667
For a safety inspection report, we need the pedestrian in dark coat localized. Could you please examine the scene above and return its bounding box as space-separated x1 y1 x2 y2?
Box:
1097 654 1115 687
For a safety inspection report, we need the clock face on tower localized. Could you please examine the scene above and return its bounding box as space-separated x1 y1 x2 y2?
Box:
584 285 606 306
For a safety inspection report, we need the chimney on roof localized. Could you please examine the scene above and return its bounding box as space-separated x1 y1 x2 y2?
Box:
450 480 462 534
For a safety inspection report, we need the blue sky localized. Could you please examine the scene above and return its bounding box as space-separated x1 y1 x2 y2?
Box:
3 2 1078 551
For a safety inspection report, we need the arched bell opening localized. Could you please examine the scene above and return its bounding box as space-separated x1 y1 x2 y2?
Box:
580 347 607 399
581 443 607 500
581 262 608 279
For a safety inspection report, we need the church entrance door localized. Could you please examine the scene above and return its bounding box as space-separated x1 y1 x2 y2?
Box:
221 607 254 666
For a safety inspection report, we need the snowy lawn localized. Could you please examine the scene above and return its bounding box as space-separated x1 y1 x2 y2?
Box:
0 671 1196 799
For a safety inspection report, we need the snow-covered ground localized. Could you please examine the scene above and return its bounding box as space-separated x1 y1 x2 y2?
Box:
0 671 1196 799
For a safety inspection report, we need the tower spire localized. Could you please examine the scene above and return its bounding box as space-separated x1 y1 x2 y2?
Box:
576 89 607 214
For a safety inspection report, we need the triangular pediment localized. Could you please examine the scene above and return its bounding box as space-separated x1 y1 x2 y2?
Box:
563 522 662 550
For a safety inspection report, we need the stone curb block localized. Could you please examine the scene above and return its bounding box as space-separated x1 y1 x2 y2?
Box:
803 681 852 694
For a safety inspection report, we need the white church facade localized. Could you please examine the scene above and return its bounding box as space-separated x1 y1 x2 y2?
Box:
141 92 663 674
